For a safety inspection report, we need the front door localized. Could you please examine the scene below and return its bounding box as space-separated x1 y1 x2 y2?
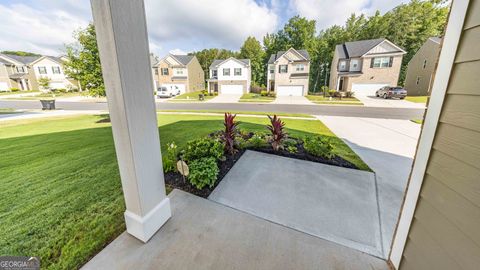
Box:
339 78 344 91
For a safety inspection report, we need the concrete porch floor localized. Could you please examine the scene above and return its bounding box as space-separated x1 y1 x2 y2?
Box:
82 189 388 270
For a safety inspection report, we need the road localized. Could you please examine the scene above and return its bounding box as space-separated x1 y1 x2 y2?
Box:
0 100 425 120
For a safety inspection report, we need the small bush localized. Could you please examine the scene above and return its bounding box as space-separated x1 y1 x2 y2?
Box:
162 142 178 173
183 137 223 162
267 92 276 98
287 145 298 153
188 157 219 189
267 115 287 151
303 136 334 159
251 85 266 93
247 132 268 148
328 89 336 97
10 88 20 92
220 113 239 155
260 90 268 96
345 91 355 98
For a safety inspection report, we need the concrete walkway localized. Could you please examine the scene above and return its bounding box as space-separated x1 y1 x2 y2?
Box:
209 150 384 258
355 94 425 108
83 190 388 270
316 116 421 255
207 94 242 103
272 95 313 105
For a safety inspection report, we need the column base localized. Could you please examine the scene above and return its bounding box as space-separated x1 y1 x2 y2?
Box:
124 197 171 242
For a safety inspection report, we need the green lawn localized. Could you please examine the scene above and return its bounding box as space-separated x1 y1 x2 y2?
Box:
6 92 82 100
405 96 429 103
0 108 22 114
411 119 424 124
238 93 275 103
0 114 368 269
0 90 39 96
158 110 314 118
306 95 363 105
170 90 214 102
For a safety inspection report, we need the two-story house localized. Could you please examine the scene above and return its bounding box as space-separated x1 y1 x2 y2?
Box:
267 48 310 96
329 38 406 96
207 57 251 94
404 37 441 96
0 54 78 91
0 54 41 91
153 54 204 94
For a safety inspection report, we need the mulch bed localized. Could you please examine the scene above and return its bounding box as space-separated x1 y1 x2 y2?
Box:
164 133 359 198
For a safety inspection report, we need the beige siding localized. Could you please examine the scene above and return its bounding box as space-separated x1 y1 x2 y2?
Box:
186 57 205 91
400 2 480 269
404 39 441 96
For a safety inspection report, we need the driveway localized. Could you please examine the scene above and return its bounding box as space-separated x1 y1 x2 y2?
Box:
207 94 242 103
272 95 312 105
316 115 421 254
355 94 425 108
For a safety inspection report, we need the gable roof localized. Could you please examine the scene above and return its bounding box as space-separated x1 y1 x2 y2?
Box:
0 54 42 65
337 38 405 59
171 55 194 65
268 48 310 64
29 55 64 65
209 57 250 68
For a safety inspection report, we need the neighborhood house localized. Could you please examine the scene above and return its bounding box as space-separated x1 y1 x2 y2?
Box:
404 37 441 96
152 54 204 94
0 54 77 91
267 48 310 96
329 38 406 96
207 57 251 94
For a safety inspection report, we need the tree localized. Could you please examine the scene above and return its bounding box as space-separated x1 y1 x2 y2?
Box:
239 37 265 86
64 24 105 97
38 77 51 91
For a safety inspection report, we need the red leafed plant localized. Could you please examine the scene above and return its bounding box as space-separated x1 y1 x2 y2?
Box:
267 115 287 151
221 113 239 155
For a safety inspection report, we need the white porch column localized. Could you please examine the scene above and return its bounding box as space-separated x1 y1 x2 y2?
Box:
90 0 171 243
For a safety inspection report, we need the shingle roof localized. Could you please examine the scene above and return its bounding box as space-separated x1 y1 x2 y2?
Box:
267 49 310 64
1 54 42 64
172 55 194 65
337 38 405 59
209 58 250 68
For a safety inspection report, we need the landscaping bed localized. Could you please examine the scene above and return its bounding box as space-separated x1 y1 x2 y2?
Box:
239 93 275 103
162 114 361 198
307 94 363 105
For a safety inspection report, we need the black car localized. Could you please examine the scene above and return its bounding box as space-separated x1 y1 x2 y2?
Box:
375 86 407 99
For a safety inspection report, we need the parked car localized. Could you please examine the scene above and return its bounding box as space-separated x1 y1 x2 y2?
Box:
156 86 180 98
375 86 407 99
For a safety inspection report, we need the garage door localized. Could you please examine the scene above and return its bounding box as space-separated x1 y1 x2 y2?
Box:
351 83 388 97
49 82 66 89
0 82 8 91
277 85 304 96
162 84 186 94
220 84 243 94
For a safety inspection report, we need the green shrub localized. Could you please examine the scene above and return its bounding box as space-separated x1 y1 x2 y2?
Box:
287 145 298 154
188 157 219 189
247 132 268 148
303 136 334 159
345 91 355 98
10 88 20 92
284 138 298 153
328 89 336 97
183 137 223 162
260 90 268 96
267 92 276 98
162 142 178 173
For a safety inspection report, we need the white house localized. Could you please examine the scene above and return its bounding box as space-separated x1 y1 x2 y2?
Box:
31 56 78 91
207 57 251 94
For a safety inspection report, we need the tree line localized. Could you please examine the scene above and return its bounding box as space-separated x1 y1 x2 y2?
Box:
64 0 448 96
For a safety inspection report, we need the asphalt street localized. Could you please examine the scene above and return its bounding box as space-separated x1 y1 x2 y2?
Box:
0 100 425 120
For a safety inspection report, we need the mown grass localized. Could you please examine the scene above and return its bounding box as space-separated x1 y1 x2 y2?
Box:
238 93 275 103
0 114 368 269
306 95 363 105
170 90 214 101
158 110 314 118
6 92 82 100
411 119 423 124
405 96 429 103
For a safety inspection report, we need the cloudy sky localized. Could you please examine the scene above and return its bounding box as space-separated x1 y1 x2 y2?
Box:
0 0 408 57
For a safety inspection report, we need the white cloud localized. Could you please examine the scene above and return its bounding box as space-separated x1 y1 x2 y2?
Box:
290 0 408 30
169 48 187 55
144 0 278 53
0 3 89 55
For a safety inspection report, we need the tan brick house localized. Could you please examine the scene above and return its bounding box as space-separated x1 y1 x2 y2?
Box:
404 37 441 96
329 38 406 96
152 54 204 94
0 54 41 91
267 48 310 96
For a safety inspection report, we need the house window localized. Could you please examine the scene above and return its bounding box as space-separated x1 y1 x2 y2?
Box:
161 68 168 75
38 66 47 74
423 59 427 69
234 68 242 76
154 68 158 75
16 66 25 73
279 65 288 73
416 76 421 85
269 68 274 74
339 61 347 70
223 68 230 76
295 64 305 71
52 66 61 74
175 69 184 75
212 70 218 78
372 57 392 68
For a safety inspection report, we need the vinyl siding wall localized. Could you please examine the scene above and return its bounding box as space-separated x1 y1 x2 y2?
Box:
400 1 480 269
